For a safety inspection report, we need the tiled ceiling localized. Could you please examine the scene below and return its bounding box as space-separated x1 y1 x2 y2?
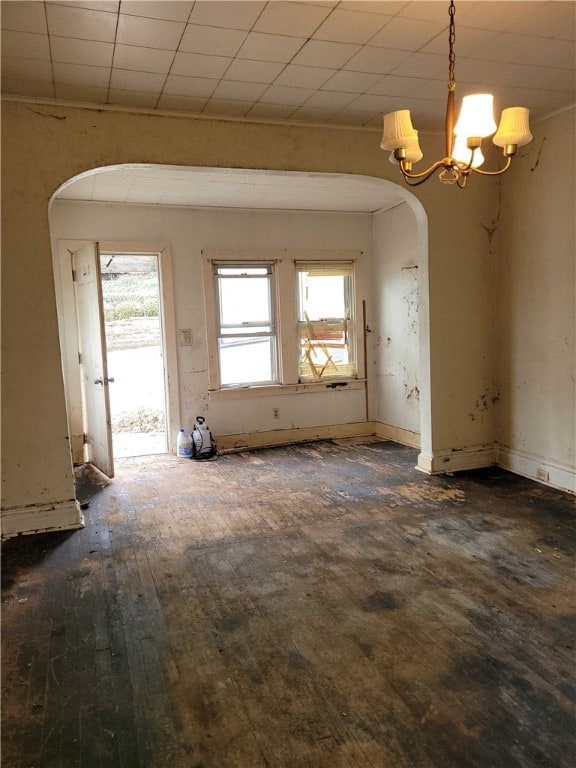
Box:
2 1 575 130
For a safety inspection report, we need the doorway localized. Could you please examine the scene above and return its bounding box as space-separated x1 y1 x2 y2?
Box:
54 238 180 477
100 252 168 459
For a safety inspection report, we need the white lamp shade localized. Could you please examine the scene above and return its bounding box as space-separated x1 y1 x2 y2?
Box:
452 134 485 168
454 94 497 139
493 107 532 147
389 131 423 164
381 110 417 151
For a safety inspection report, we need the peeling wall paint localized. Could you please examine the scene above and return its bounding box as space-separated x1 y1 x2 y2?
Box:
371 204 421 434
496 107 576 473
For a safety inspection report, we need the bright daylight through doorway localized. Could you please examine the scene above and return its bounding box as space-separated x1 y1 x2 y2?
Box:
100 253 167 458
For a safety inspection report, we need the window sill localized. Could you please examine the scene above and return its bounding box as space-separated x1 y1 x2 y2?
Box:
208 379 366 401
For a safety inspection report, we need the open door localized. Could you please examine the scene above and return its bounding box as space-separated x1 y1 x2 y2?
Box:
73 242 114 478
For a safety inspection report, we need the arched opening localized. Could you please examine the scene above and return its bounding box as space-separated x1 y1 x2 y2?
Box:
49 165 429 477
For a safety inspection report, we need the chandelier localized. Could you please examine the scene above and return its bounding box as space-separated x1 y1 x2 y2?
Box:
380 0 533 188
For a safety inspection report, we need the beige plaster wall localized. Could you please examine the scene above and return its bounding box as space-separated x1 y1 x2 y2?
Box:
496 107 576 491
2 98 498 531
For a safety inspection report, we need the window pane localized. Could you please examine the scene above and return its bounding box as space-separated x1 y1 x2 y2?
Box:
218 276 271 326
297 264 356 382
298 272 346 321
298 322 354 381
218 337 276 385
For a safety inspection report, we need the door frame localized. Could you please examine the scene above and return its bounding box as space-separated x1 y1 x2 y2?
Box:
55 239 180 464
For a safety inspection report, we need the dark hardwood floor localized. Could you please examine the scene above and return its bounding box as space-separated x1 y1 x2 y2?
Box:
2 440 575 768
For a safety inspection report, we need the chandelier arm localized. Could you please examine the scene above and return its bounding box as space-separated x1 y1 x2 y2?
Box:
399 158 445 181
470 156 513 176
401 168 447 187
457 144 478 173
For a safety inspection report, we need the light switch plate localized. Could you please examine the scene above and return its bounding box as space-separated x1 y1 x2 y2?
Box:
180 329 193 346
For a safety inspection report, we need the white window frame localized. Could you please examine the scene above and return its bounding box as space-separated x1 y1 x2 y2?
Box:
202 250 364 398
214 262 278 387
296 261 357 383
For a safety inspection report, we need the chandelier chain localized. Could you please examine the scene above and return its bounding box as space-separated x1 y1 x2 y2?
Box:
448 0 456 91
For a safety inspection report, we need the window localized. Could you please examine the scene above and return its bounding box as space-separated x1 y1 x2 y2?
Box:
203 251 361 392
297 263 356 382
214 264 277 386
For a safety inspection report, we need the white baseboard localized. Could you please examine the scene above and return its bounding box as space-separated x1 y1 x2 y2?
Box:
496 445 576 494
1 499 84 539
374 421 420 449
417 443 496 474
217 422 374 453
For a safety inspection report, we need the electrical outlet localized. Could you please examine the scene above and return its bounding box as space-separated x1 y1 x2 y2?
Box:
536 468 549 483
272 408 280 419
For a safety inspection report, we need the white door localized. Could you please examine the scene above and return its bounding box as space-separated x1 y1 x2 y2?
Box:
73 243 114 478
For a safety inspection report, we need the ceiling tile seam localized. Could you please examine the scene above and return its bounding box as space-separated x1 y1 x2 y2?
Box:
152 5 198 112
417 26 449 56
113 2 192 25
455 24 570 45
515 60 576 81
185 3 196 25
291 0 340 40
240 0 269 34
84 38 230 57
338 4 409 20
48 1 118 16
42 1 56 99
320 13 391 49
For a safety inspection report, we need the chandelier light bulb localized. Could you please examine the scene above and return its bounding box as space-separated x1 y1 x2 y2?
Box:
454 94 497 139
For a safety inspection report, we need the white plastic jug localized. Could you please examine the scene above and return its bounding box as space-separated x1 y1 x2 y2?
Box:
176 428 193 458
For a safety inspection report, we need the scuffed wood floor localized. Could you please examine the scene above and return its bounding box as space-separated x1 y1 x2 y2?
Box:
2 440 575 768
